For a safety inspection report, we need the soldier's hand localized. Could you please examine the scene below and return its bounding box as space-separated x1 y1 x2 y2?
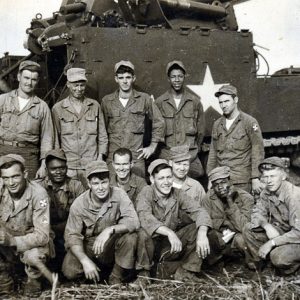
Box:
196 234 210 259
81 257 100 282
93 227 113 255
167 231 182 254
137 144 156 160
36 160 47 179
252 178 264 195
226 186 237 206
263 224 280 240
258 240 274 259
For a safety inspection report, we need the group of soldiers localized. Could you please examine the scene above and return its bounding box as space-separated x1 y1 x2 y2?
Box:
0 59 300 296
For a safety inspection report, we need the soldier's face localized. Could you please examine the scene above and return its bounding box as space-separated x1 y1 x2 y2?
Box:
112 154 132 180
89 176 110 201
151 167 173 196
262 168 286 193
1 164 27 196
212 178 230 198
171 159 190 180
47 158 67 184
67 81 86 99
18 70 39 95
218 94 238 117
168 69 185 92
115 72 135 92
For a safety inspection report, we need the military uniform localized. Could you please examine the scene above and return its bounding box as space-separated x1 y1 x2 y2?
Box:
136 185 211 273
179 177 206 204
207 111 264 191
110 173 147 206
101 89 165 177
0 90 55 178
62 186 140 279
243 180 300 274
156 89 205 178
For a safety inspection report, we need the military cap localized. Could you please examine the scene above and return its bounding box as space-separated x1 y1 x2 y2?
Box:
67 68 87 82
259 156 286 171
45 149 67 162
0 154 25 168
166 60 186 75
169 145 191 162
19 60 41 73
86 160 109 178
148 159 169 176
215 84 237 97
208 166 230 182
114 60 135 73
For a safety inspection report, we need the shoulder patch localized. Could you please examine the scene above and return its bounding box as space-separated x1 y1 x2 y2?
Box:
252 123 259 132
39 199 48 208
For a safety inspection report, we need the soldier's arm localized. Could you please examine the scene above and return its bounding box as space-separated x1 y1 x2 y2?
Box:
196 100 205 151
51 105 62 148
206 125 218 174
97 103 108 158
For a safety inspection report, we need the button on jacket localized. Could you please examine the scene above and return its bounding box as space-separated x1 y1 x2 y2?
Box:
101 90 165 160
0 181 50 253
207 111 264 184
52 97 108 169
136 185 212 237
64 187 140 249
155 89 205 155
0 90 55 159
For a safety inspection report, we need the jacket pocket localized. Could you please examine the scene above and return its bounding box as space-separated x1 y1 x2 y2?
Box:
85 114 97 135
130 107 145 134
182 104 196 136
26 112 40 135
232 129 249 150
161 109 174 137
60 115 74 135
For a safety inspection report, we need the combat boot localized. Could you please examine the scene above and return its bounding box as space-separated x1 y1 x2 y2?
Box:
174 266 201 282
23 277 42 297
133 270 151 287
0 262 14 296
108 264 124 285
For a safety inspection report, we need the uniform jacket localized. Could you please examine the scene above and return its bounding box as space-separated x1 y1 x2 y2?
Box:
110 173 147 206
203 187 254 232
64 187 140 249
101 89 165 160
52 97 108 169
251 181 300 246
0 90 55 159
207 111 264 184
155 89 205 156
179 177 206 204
35 176 85 235
136 185 212 237
0 181 50 253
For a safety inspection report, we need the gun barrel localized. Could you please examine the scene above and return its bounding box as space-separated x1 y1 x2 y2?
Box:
60 2 86 15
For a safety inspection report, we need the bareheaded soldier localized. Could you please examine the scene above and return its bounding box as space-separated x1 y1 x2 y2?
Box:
0 61 56 179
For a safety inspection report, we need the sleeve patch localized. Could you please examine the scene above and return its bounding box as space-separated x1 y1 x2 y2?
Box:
39 199 48 208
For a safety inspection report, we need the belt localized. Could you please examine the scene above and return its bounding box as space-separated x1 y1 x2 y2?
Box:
0 139 29 148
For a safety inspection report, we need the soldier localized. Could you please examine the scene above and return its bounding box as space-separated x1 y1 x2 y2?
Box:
135 159 212 282
35 149 86 269
110 148 147 206
169 145 205 203
0 154 52 296
52 68 108 187
243 157 300 275
0 60 55 179
207 84 265 193
62 160 139 284
156 60 205 179
101 60 165 178
202 166 254 266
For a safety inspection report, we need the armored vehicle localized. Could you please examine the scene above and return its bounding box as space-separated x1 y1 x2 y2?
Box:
3 0 300 168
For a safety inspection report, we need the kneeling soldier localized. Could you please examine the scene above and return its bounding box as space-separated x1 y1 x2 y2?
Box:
62 161 140 284
135 159 211 282
0 154 52 296
243 157 300 274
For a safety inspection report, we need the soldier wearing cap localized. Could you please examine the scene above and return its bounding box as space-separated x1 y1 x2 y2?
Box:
155 60 205 179
169 144 205 204
62 160 139 284
135 159 211 282
52 67 108 188
0 154 52 296
207 84 264 194
201 166 254 267
0 60 56 179
243 157 300 274
35 149 85 268
110 147 147 206
101 60 164 178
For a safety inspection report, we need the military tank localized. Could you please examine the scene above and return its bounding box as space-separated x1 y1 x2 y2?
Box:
4 0 300 168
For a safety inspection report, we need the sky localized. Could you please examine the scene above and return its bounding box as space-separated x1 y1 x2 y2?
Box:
0 0 299 75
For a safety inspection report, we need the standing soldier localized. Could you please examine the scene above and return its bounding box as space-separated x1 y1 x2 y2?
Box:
101 60 165 178
52 68 108 187
0 154 52 296
0 60 55 179
156 60 205 179
207 84 265 193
